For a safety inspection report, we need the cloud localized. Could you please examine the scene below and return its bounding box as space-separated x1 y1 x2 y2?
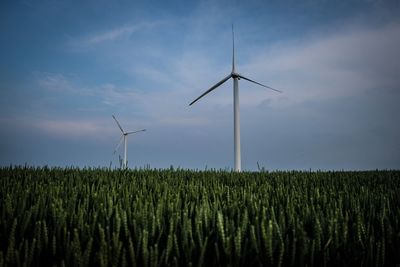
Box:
240 20 400 108
83 19 400 131
130 66 172 85
35 19 400 130
97 83 213 127
0 115 115 141
34 72 136 105
34 72 96 98
33 71 208 129
98 84 137 106
71 21 167 47
35 119 111 139
35 72 74 92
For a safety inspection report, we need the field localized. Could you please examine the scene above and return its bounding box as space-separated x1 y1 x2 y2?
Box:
0 167 399 266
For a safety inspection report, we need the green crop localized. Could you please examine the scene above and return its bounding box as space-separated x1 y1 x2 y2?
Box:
0 166 399 266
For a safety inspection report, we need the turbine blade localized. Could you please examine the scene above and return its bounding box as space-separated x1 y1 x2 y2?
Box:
189 74 232 106
112 115 125 133
232 24 236 73
126 129 146 135
113 135 124 154
238 74 282 93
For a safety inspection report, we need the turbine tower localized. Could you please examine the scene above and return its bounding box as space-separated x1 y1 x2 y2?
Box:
189 26 281 172
112 115 146 168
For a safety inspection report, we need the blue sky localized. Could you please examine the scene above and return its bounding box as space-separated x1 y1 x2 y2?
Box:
1 0 399 170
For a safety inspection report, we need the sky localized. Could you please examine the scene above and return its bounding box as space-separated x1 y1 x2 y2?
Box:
0 0 399 171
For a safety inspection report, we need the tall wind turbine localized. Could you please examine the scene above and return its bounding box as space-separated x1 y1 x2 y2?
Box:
189 26 282 172
112 115 146 168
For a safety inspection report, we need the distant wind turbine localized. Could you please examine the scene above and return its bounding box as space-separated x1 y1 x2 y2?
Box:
112 115 146 168
189 26 282 172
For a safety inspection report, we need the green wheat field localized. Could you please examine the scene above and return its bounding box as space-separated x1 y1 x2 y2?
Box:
0 167 399 266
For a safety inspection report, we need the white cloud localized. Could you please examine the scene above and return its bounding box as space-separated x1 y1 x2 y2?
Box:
97 83 213 127
34 72 95 97
0 115 115 141
240 21 400 108
32 71 210 128
30 19 400 143
35 72 74 92
71 20 167 47
35 119 112 139
130 66 172 85
34 72 139 106
35 19 400 131
98 84 137 106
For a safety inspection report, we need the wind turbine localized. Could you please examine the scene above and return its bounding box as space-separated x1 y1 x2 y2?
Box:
112 115 146 168
189 26 282 172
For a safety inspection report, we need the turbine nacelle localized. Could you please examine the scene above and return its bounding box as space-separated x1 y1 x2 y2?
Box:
231 72 240 79
123 129 146 136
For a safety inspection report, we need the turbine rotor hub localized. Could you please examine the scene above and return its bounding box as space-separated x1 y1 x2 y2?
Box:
231 72 240 79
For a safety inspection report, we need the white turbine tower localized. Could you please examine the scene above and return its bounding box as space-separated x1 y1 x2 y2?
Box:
112 115 146 169
189 26 282 172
